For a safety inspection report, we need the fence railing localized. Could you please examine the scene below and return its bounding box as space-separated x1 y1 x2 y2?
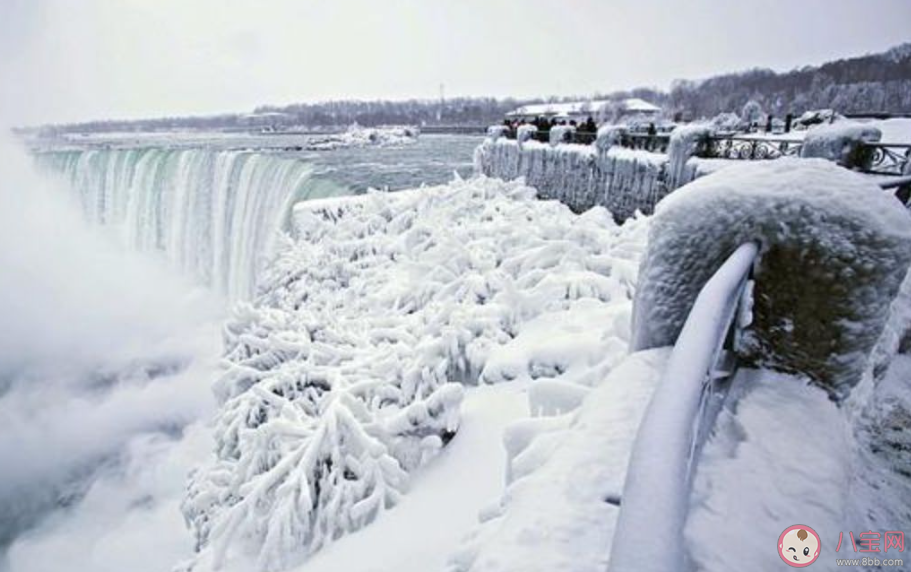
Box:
619 132 671 153
860 143 911 177
495 127 910 177
697 135 804 161
608 242 759 572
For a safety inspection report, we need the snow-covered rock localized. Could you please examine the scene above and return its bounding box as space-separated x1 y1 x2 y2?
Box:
182 176 651 571
800 121 881 168
632 159 911 399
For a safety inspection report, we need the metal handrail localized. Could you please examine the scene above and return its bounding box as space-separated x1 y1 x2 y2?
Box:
880 176 911 190
608 242 759 572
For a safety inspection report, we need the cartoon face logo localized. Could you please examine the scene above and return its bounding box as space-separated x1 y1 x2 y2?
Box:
778 525 820 567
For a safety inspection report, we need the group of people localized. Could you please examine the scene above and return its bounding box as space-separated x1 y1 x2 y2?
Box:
501 115 599 143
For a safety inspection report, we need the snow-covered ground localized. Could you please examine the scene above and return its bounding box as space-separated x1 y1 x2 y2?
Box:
298 382 528 572
180 175 653 571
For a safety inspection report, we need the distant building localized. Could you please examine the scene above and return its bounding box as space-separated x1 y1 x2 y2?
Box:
506 98 661 123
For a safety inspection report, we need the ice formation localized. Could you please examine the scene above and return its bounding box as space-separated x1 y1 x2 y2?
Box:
665 123 714 189
548 125 575 145
304 125 419 151
182 176 651 571
632 159 911 399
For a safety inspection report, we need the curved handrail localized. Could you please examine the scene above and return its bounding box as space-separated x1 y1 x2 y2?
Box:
608 242 759 572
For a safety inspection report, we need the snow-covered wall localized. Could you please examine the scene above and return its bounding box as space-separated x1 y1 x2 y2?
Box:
474 127 714 221
632 159 911 399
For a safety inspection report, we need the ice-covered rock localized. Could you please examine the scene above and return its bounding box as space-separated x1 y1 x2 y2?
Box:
800 120 881 168
632 159 911 399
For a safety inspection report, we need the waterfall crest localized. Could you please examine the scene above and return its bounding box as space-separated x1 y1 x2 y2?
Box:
36 148 335 299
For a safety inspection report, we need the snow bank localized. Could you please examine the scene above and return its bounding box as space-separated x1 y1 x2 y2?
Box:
800 121 881 167
449 348 671 572
684 369 852 572
871 117 911 144
633 159 911 399
183 176 651 571
473 138 697 221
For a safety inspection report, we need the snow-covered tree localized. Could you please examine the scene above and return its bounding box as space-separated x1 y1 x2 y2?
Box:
740 99 764 127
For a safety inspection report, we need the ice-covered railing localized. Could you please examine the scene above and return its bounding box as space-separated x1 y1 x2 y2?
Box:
608 242 758 572
473 125 712 221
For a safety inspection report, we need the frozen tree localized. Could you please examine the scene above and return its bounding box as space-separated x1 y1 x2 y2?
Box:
740 100 764 127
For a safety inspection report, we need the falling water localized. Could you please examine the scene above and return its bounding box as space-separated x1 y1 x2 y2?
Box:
35 148 339 300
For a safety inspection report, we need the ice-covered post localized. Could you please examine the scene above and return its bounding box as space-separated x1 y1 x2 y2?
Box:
632 159 911 399
666 123 714 190
800 121 882 170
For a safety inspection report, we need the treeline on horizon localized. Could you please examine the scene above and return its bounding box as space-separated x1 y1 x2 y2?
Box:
33 42 911 134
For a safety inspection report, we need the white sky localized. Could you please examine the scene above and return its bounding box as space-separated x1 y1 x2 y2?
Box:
2 0 911 125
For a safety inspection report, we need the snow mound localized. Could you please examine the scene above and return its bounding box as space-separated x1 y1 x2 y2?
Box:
685 370 851 572
449 348 670 572
800 121 881 167
633 159 911 399
183 176 651 571
305 125 419 151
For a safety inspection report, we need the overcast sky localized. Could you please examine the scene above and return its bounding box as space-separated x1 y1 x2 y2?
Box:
2 0 911 125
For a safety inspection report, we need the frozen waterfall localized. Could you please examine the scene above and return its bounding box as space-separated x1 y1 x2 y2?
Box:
35 148 337 300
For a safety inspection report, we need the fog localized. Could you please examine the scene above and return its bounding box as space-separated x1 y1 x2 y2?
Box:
0 137 223 567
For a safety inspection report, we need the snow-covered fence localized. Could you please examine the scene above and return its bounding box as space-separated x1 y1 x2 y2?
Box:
609 242 758 572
